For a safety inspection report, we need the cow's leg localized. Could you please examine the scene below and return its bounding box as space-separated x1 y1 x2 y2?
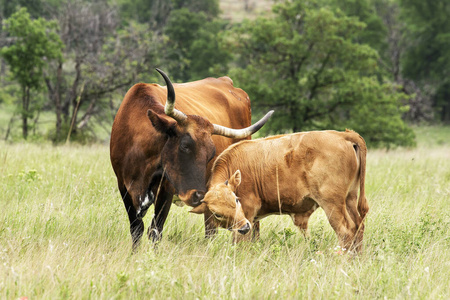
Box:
120 185 144 252
122 171 159 249
321 202 359 252
148 179 173 242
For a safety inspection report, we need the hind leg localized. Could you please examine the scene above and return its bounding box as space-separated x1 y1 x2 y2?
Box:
321 201 360 252
345 191 365 252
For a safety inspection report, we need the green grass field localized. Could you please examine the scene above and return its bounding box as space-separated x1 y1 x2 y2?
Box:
0 127 449 299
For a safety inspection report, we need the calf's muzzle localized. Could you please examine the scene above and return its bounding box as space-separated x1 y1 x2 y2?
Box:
238 222 251 235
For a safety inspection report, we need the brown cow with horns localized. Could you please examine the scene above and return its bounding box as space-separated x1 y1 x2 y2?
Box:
110 69 273 250
191 130 369 253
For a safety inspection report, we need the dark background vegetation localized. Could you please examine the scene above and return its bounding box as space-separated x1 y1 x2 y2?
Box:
0 0 448 147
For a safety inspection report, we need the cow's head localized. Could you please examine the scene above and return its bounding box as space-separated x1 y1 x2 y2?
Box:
147 69 273 207
190 170 251 235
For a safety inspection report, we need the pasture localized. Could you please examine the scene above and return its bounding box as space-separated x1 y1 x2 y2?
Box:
0 127 449 299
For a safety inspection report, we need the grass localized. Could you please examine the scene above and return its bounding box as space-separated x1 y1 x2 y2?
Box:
0 126 449 299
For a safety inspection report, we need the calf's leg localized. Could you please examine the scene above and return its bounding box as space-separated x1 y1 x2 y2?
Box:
251 221 260 241
291 204 318 238
345 192 365 252
321 202 360 252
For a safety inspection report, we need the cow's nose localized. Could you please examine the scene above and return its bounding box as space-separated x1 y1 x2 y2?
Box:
191 191 205 207
238 222 251 235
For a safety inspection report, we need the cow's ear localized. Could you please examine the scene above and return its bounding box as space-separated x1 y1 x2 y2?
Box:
147 109 177 136
229 170 241 191
189 202 207 214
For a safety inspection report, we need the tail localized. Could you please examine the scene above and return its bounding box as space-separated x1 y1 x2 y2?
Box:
345 129 369 219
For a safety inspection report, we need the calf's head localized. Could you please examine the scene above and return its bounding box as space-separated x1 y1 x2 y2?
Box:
190 170 251 235
148 69 273 207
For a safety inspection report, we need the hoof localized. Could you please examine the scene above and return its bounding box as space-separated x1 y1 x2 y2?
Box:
148 228 162 242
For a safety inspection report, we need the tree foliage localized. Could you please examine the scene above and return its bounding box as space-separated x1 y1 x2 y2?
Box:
163 8 230 81
0 0 447 145
399 0 450 121
1 7 63 139
43 0 158 143
226 0 414 147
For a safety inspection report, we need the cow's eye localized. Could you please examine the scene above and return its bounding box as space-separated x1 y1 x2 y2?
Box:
179 135 194 154
235 198 239 204
180 143 191 153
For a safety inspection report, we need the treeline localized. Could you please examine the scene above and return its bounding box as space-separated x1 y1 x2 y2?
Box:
0 0 449 147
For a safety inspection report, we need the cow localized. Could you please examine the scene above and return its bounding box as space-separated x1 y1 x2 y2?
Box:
110 68 273 250
190 130 369 253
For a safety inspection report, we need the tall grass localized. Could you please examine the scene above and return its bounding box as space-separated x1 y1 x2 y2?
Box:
1 127 449 299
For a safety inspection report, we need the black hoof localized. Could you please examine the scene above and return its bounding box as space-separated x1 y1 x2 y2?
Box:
148 228 162 242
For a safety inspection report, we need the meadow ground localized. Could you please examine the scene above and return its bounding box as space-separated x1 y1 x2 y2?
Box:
0 127 449 299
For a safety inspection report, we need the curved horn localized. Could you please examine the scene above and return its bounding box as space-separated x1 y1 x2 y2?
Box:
213 110 274 139
155 68 187 123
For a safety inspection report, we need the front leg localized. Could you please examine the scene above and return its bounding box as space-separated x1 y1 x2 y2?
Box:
252 221 260 241
120 185 144 252
148 179 174 242
138 169 166 218
291 204 318 238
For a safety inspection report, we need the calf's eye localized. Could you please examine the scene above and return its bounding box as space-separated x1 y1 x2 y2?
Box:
213 213 225 220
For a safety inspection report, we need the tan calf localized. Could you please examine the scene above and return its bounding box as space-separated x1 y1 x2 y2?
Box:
191 130 369 252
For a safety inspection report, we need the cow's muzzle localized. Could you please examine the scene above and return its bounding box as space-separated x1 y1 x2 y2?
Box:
179 190 205 207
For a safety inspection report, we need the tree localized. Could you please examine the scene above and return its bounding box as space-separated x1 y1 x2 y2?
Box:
1 7 63 139
163 7 231 81
399 0 450 122
43 0 157 142
227 0 415 147
368 0 433 122
117 0 219 30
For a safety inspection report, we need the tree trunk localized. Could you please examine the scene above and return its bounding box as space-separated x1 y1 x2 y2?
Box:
21 86 30 140
63 59 81 124
4 114 16 141
55 62 63 141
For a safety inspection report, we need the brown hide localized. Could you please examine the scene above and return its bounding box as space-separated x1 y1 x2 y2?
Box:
193 130 369 252
110 74 255 249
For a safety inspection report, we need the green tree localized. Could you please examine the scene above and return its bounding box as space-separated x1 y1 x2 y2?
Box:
163 8 231 81
331 0 387 51
227 0 414 147
43 0 157 143
117 0 219 29
399 0 450 122
1 7 63 139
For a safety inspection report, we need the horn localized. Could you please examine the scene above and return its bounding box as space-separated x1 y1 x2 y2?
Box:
213 110 274 139
155 68 187 123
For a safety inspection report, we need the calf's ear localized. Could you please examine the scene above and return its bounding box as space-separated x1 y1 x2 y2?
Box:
189 202 207 214
229 170 241 191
